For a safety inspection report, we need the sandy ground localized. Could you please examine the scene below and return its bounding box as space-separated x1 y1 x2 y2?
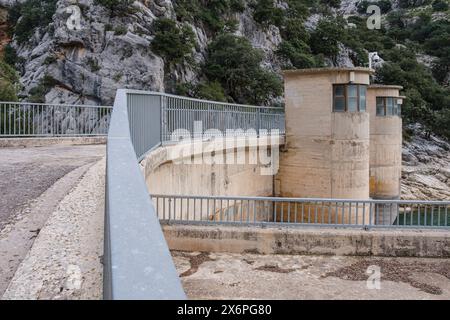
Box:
173 252 450 300
1 159 105 300
0 145 105 296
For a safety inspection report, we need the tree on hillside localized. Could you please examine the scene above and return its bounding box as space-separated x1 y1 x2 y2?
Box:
204 33 282 105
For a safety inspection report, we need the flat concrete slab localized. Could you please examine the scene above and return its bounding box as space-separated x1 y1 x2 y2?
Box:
173 251 450 300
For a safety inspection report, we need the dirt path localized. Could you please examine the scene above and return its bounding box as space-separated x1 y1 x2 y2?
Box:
0 145 105 296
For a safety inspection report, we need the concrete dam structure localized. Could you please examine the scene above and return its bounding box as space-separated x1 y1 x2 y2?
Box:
116 69 406 227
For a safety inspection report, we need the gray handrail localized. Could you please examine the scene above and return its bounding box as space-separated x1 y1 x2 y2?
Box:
151 194 450 205
104 89 186 300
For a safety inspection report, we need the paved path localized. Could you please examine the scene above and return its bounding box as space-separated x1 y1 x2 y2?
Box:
0 145 105 296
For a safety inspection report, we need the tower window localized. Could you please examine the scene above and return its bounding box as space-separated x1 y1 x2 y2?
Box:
376 97 402 117
333 84 368 113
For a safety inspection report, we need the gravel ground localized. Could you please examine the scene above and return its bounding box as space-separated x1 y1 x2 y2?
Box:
0 145 105 296
173 251 450 300
2 159 105 300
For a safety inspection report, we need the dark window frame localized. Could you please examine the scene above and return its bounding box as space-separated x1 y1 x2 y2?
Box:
333 84 368 113
375 96 402 117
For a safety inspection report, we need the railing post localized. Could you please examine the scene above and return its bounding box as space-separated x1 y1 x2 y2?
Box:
257 108 261 137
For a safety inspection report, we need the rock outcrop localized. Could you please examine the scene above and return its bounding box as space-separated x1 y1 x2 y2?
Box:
402 125 450 200
3 0 364 105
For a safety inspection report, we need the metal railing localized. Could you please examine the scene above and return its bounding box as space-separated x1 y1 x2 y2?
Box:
105 90 185 300
105 89 284 299
125 91 285 160
151 194 450 230
160 93 285 142
0 101 112 137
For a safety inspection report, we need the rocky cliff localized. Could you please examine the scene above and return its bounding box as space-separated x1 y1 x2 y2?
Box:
1 0 366 105
402 125 450 200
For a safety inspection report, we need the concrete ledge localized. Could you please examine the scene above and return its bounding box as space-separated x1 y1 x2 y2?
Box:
162 224 450 258
0 137 107 148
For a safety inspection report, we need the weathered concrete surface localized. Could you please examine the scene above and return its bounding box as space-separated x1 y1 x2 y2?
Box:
0 137 106 148
2 159 105 300
173 251 450 300
163 224 450 258
368 86 403 203
0 144 104 228
278 69 372 202
0 144 105 296
142 137 284 221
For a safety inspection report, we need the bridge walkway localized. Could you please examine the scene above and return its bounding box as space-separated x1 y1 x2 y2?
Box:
0 144 105 297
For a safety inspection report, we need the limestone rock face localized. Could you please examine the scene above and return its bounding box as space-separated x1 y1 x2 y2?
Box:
402 125 450 200
10 0 168 105
2 0 277 104
4 0 366 105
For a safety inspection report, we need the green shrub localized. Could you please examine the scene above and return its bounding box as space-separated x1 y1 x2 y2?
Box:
114 25 128 35
86 57 101 72
94 0 134 15
357 0 392 14
203 33 282 105
151 19 196 66
0 61 19 101
432 0 449 11
3 45 19 66
277 41 318 69
398 0 432 8
9 0 58 44
27 75 58 103
195 81 227 102
310 16 347 61
174 0 245 34
250 0 284 28
320 0 341 8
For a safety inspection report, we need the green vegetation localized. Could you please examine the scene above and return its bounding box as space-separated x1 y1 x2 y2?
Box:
203 33 282 105
309 16 368 66
86 57 101 72
0 50 19 133
176 81 228 102
27 75 58 103
150 18 196 67
432 0 449 11
174 0 245 34
114 25 128 36
339 11 450 138
94 0 134 15
250 0 284 28
0 60 19 101
8 0 57 44
357 0 393 14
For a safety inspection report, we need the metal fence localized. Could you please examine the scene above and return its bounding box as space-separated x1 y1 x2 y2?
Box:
105 90 284 299
152 194 450 230
0 101 112 137
160 93 285 142
125 91 285 160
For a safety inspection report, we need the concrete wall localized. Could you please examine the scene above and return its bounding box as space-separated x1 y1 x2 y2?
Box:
141 137 282 221
276 68 373 224
163 224 450 258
